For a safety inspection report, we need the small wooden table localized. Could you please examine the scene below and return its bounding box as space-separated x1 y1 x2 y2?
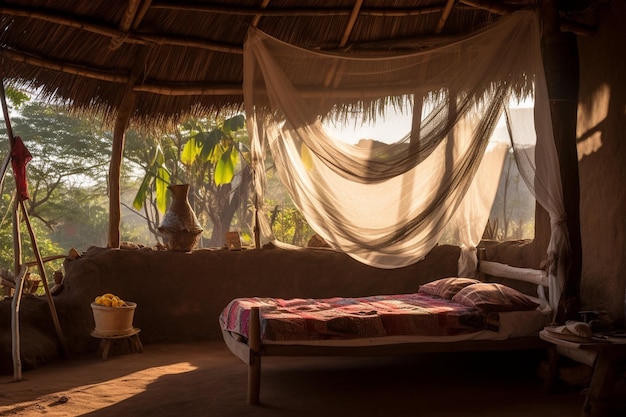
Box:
91 328 143 361
540 329 626 417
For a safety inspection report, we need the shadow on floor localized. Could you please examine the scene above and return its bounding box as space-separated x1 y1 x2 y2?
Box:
1 341 586 417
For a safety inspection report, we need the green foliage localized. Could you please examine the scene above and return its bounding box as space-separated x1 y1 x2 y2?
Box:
0 94 314 259
128 114 253 247
0 196 64 282
215 147 238 186
5 87 29 108
132 114 247 214
0 98 148 262
132 145 170 213
1 103 115 233
179 114 246 186
267 202 316 247
48 188 110 249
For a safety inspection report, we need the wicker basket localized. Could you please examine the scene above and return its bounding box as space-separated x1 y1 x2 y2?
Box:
91 302 137 336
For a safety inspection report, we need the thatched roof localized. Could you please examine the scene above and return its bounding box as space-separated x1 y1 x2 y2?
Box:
0 0 595 128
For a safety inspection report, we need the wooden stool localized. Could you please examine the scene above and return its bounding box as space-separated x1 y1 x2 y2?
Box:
91 328 143 361
540 329 626 417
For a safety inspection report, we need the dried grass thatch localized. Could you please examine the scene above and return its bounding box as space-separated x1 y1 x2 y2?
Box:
0 0 595 128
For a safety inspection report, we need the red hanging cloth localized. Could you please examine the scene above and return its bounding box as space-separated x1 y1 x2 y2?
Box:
10 136 32 201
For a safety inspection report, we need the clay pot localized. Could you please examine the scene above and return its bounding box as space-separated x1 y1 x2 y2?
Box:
158 184 203 251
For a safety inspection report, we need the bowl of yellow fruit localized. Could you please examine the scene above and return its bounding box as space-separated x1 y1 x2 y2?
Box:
91 293 137 336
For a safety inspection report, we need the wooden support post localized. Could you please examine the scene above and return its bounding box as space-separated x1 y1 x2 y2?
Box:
107 0 145 248
541 0 582 322
107 95 135 248
107 51 147 248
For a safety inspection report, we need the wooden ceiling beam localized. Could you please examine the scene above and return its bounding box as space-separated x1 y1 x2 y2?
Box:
151 3 447 17
324 0 363 88
133 83 242 96
459 0 596 35
435 0 457 34
458 0 513 15
339 0 363 47
135 82 427 98
1 46 434 98
0 6 143 45
0 47 241 95
132 0 153 30
109 0 142 50
0 49 128 83
0 5 243 54
251 0 271 27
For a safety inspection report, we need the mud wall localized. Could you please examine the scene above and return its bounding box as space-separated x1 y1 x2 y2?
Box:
0 244 461 374
576 2 626 320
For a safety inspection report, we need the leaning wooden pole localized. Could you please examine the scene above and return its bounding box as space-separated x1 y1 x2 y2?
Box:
19 201 69 357
0 81 19 273
10 264 27 381
541 0 582 322
0 152 10 192
2 80 69 379
1 81 26 381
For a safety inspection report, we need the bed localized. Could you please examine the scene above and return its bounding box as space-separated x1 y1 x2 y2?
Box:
219 260 552 404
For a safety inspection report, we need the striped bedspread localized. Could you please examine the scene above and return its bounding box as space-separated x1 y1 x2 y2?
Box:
219 293 488 342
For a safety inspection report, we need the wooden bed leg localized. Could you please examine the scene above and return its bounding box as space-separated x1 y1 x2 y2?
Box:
248 352 261 404
247 307 261 405
543 345 559 394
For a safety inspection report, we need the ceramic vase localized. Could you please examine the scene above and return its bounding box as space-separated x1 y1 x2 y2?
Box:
158 184 203 251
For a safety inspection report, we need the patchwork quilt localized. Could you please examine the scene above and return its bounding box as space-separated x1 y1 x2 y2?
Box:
219 293 488 342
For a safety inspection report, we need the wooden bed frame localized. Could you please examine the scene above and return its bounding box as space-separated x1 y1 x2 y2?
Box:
221 260 551 405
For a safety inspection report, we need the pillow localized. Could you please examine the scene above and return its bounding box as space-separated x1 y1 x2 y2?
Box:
451 282 539 312
418 277 481 299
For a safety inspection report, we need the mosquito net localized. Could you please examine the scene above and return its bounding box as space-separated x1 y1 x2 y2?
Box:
243 10 566 312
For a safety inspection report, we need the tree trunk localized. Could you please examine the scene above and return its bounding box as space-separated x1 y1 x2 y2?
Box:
208 164 254 247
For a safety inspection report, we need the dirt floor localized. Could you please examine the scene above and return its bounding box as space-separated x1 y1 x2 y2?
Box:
0 340 586 417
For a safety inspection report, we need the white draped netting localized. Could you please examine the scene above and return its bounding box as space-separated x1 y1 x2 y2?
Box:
243 11 567 313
